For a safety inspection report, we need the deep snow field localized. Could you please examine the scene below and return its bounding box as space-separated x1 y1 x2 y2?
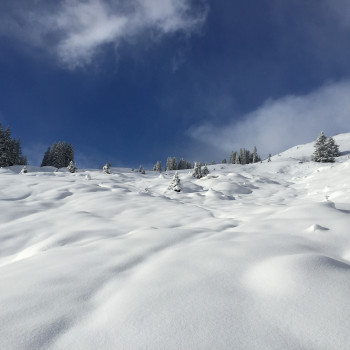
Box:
1 133 350 350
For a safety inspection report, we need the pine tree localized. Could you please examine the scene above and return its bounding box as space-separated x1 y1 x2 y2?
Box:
268 154 271 162
312 132 340 163
192 162 202 179
235 153 240 164
168 172 181 192
229 151 236 164
202 164 209 176
0 124 27 167
222 158 227 164
41 147 51 167
153 161 162 172
326 137 340 160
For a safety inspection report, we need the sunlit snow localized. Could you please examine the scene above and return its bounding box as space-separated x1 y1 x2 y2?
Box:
1 133 350 349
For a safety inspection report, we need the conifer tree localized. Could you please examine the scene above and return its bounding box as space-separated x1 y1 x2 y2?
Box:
0 123 27 167
153 161 162 172
168 172 181 192
313 132 340 163
192 162 202 179
202 164 209 176
41 147 51 167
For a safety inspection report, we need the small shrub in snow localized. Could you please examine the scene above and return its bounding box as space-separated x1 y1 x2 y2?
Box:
138 165 145 174
85 174 91 180
67 161 77 173
168 171 181 192
20 165 28 174
103 162 112 174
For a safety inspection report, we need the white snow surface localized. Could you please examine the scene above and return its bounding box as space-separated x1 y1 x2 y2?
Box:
1 133 350 349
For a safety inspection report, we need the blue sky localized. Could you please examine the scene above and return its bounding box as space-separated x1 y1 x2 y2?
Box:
1 0 350 168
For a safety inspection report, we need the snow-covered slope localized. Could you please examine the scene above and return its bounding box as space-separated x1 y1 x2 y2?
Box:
1 134 350 349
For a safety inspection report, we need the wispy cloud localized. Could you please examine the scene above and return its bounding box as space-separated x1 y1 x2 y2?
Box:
1 0 208 68
189 81 350 157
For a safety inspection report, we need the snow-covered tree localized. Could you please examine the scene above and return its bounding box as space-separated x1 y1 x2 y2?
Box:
202 164 209 176
67 161 77 173
251 146 261 163
222 158 227 164
326 136 340 159
192 162 202 179
103 162 112 174
168 171 181 192
312 132 339 163
268 154 271 162
153 161 162 172
166 157 179 171
138 165 145 174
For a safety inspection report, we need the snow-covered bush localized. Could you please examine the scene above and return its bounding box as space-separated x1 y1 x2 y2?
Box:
312 132 340 163
168 172 181 192
20 165 28 174
103 162 112 174
67 161 77 173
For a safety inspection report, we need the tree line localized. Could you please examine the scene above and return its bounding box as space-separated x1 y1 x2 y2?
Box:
0 123 27 167
41 142 74 168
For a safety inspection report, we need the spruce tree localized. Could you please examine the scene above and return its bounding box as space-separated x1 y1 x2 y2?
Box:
41 147 51 167
192 162 202 179
153 161 162 172
168 172 181 192
313 132 340 162
202 164 209 176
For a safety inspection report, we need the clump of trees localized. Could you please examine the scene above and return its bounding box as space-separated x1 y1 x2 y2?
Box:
312 132 340 163
229 146 261 165
41 142 74 168
0 124 27 167
165 157 192 171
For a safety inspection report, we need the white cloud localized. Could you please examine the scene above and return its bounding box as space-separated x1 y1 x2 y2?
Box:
1 0 208 68
189 81 350 157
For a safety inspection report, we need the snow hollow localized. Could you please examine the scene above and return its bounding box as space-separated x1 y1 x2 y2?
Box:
1 133 350 349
